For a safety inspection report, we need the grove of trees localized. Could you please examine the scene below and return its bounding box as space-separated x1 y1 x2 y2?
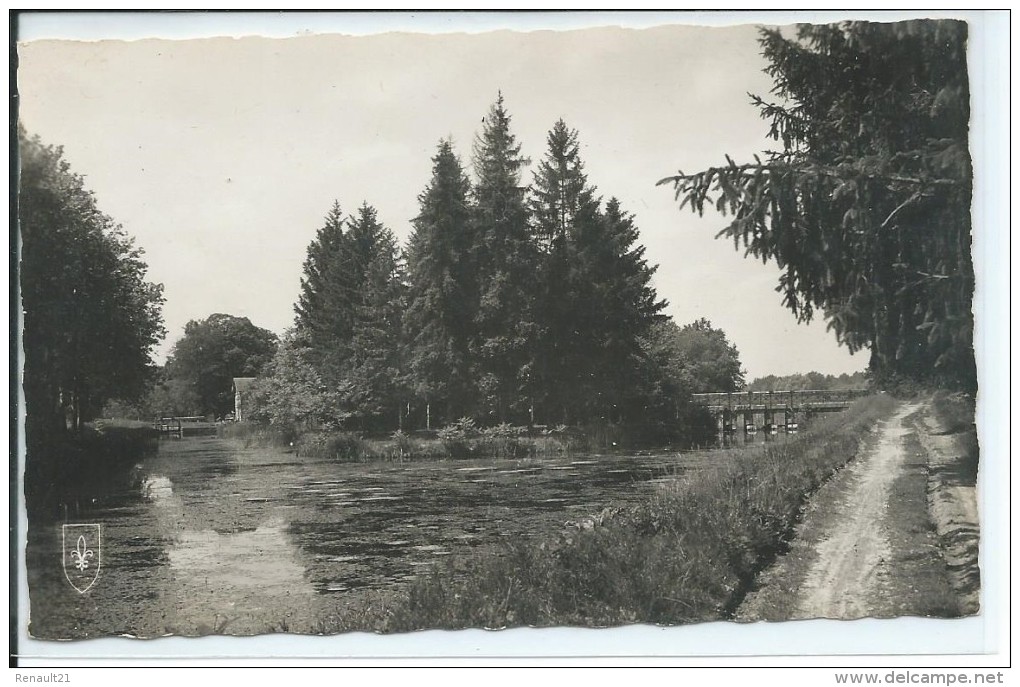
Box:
19 128 166 442
250 96 744 437
661 20 974 391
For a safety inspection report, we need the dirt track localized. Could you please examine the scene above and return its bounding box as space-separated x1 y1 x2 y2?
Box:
793 402 919 618
738 397 978 621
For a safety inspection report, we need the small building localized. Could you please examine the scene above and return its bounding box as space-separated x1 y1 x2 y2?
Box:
232 377 257 422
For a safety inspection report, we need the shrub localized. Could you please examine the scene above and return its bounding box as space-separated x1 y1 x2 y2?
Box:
390 430 415 457
542 424 591 453
437 417 479 458
25 424 159 517
478 423 529 459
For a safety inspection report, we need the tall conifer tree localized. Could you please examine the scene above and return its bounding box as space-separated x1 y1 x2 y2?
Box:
404 140 477 423
294 201 353 376
470 93 538 422
529 120 604 422
565 197 667 422
294 201 406 427
345 204 406 428
662 21 973 390
530 120 599 250
530 120 666 422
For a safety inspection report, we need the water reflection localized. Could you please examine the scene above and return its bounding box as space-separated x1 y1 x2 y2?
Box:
141 475 173 501
713 428 797 449
169 518 311 593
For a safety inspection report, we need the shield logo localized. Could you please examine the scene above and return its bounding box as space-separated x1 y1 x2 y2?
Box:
62 524 101 593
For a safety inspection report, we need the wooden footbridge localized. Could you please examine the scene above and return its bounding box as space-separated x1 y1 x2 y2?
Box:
691 389 871 433
153 416 219 438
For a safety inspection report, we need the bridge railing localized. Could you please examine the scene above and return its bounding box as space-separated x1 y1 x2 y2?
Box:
691 388 870 408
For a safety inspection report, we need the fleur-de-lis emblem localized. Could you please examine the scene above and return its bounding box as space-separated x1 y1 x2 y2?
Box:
71 534 94 571
62 524 101 593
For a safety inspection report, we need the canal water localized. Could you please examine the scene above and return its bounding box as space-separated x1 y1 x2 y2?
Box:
24 435 757 638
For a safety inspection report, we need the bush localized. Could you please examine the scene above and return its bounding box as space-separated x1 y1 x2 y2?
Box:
25 424 160 518
219 420 567 462
541 424 591 453
437 417 479 458
478 423 528 459
390 430 415 457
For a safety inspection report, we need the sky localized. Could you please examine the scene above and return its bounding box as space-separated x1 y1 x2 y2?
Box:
16 11 977 382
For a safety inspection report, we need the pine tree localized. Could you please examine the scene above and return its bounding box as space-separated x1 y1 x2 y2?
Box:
529 120 603 423
346 213 406 429
293 201 406 428
530 120 600 250
294 201 353 376
529 120 666 424
404 140 478 424
567 197 667 422
662 20 973 390
470 94 538 422
345 203 387 286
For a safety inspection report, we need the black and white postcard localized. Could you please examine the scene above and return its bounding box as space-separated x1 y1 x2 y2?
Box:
11 10 1007 668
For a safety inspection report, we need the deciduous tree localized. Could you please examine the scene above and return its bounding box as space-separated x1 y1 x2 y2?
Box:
164 313 277 417
19 129 166 437
643 318 745 395
245 334 350 430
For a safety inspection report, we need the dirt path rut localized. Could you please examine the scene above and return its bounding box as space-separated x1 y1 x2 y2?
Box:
793 402 919 618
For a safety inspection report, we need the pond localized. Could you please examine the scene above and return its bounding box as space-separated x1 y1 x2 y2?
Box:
25 435 753 638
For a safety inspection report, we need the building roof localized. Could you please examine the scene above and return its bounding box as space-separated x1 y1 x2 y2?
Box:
233 377 257 392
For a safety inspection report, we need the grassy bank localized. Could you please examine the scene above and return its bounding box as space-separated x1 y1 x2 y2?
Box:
319 393 896 632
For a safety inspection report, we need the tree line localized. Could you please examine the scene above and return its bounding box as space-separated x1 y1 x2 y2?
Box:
243 95 744 436
746 371 869 392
